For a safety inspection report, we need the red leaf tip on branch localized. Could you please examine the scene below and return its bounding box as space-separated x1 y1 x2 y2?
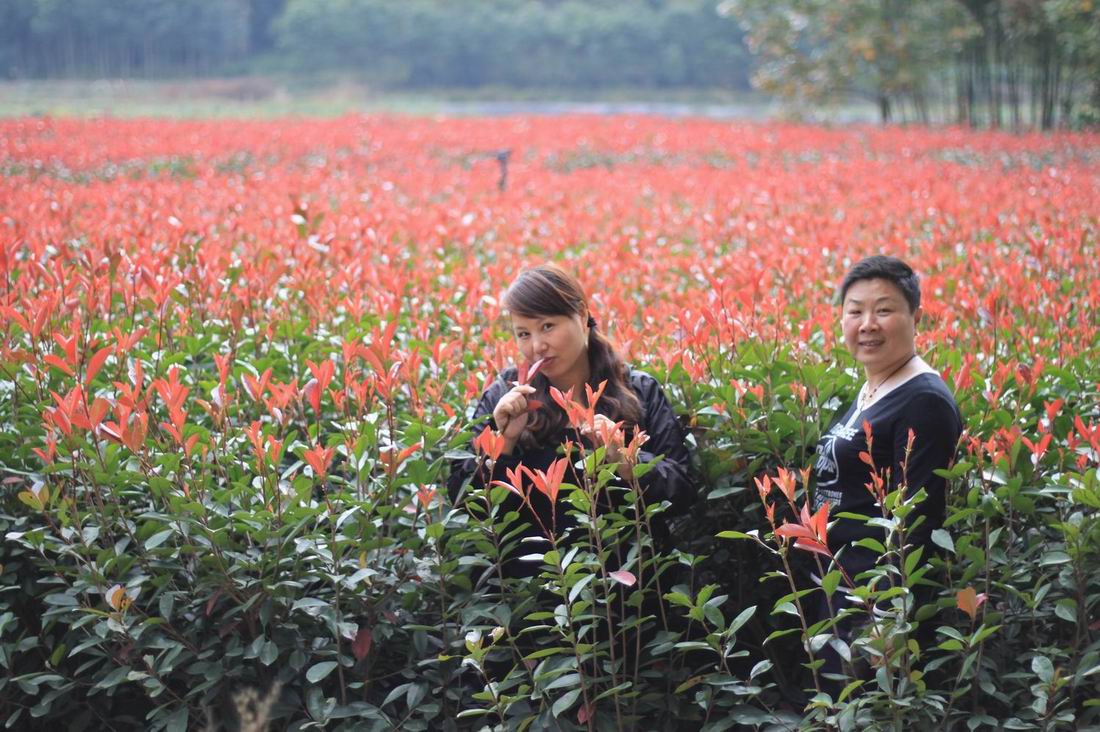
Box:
956 586 987 621
304 443 335 480
774 501 832 558
473 425 505 462
524 457 568 505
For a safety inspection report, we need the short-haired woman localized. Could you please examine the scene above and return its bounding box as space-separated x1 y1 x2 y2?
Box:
812 254 963 687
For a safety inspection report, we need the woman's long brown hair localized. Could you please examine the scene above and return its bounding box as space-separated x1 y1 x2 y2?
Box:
503 264 643 446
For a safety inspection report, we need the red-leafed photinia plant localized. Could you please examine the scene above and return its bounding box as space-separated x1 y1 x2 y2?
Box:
0 115 1096 730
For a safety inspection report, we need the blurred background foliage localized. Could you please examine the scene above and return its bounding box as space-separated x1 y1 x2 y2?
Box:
0 0 1097 128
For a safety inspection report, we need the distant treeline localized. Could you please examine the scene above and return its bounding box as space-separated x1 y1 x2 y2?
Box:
0 0 752 90
0 0 282 78
1 0 1097 128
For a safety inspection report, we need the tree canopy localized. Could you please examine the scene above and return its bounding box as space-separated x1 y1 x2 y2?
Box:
722 0 1100 128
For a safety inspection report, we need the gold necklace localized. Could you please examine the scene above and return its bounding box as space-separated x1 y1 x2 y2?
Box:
859 354 916 411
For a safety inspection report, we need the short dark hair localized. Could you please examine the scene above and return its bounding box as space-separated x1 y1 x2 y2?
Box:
838 255 921 312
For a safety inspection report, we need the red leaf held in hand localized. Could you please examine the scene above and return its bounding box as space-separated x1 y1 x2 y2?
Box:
519 357 545 385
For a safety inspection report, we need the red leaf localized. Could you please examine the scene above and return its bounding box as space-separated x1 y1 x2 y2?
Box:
98 422 124 443
1 306 29 333
353 625 373 661
774 522 815 542
609 570 636 587
793 538 834 558
32 295 55 339
303 378 321 413
85 345 112 385
519 357 545 385
205 589 222 617
43 353 75 377
956 586 986 621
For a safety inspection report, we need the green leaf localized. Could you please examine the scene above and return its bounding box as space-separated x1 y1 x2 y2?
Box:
95 665 132 690
260 641 279 666
293 598 328 612
145 529 174 550
971 624 1000 644
727 605 756 635
703 603 725 627
551 688 581 718
166 706 188 732
853 537 886 554
749 660 772 680
772 602 798 617
716 530 754 540
931 529 954 554
524 647 567 660
664 592 693 608
306 661 338 684
1054 599 1077 624
1032 656 1054 684
708 485 745 500
675 675 705 693
1040 551 1071 566
822 570 841 597
568 573 596 604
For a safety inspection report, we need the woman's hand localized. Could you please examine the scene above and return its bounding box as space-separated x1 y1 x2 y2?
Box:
493 384 537 450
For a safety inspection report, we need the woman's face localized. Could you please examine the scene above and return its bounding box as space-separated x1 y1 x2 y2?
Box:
511 311 588 385
841 278 921 375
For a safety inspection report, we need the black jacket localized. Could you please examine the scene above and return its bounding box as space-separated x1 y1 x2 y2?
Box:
446 367 695 545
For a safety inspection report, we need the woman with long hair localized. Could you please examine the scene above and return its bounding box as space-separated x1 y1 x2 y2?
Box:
447 263 695 572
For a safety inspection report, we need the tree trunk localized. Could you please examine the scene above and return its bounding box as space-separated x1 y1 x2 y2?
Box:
878 93 892 124
1008 54 1021 131
970 44 980 127
1060 63 1075 128
1050 48 1063 128
1041 46 1054 130
914 87 929 124
956 64 967 125
1030 57 1040 128
990 5 1003 128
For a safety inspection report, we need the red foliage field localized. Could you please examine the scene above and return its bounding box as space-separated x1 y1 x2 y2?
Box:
3 116 1098 395
1 115 1098 728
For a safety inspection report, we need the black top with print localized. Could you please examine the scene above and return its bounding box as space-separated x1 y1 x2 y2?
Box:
812 372 962 555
